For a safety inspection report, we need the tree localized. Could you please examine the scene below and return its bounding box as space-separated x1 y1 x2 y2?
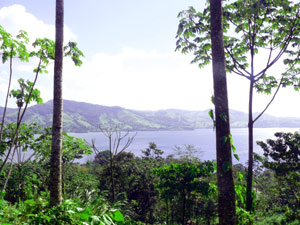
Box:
0 25 82 184
153 161 215 225
0 26 29 146
0 122 40 192
175 0 300 212
92 127 136 202
0 36 54 177
49 0 84 206
0 123 92 202
93 144 162 224
49 0 64 206
209 0 236 224
257 131 300 221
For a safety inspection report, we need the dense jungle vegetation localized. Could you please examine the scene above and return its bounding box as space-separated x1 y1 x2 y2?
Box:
1 0 300 224
1 126 300 224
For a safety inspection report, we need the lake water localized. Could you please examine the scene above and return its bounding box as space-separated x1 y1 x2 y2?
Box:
70 127 299 164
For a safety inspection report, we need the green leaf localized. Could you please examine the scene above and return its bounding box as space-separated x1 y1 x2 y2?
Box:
110 210 124 222
228 134 233 145
77 210 91 221
208 109 214 121
232 144 236 153
24 199 35 205
234 153 240 161
210 95 215 104
90 215 100 224
238 172 243 180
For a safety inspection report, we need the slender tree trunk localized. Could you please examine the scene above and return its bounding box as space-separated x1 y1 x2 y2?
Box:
166 199 169 225
187 192 191 220
62 163 65 197
209 0 236 224
49 0 64 206
19 165 24 201
110 159 115 202
246 80 254 212
171 205 174 224
0 47 13 146
108 135 115 202
246 31 255 212
2 145 17 191
182 190 186 225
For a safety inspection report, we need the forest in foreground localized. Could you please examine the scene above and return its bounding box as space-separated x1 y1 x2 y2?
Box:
2 0 300 224
1 126 300 224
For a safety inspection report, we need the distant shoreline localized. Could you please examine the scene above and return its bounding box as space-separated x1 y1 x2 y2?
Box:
67 126 300 134
2 99 300 133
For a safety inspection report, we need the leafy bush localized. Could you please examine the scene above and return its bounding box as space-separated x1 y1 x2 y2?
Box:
0 193 125 225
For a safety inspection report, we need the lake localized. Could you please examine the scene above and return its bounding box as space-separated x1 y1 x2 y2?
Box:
70 127 299 164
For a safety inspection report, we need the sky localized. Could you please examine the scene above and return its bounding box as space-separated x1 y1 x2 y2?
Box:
0 0 300 117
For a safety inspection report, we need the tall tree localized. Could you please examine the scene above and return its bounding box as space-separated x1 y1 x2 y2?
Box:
0 35 54 178
176 0 300 212
209 0 236 224
49 0 64 206
92 127 136 202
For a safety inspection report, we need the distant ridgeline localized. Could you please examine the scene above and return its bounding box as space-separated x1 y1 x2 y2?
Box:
1 100 300 133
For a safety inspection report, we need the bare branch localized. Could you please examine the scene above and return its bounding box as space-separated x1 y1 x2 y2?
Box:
94 126 137 159
91 138 100 155
119 132 137 154
254 66 300 123
231 68 250 79
23 152 36 164
253 79 282 123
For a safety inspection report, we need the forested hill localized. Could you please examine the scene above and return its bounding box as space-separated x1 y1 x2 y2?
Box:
1 100 300 132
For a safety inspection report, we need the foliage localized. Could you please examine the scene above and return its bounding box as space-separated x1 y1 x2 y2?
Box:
258 131 300 174
0 25 29 63
257 131 300 222
153 161 215 224
235 172 254 224
0 25 84 189
141 142 164 161
0 124 93 202
176 1 300 85
3 23 300 223
172 144 203 163
0 193 125 225
31 127 92 165
63 165 99 201
176 0 300 212
93 145 162 224
64 41 84 66
2 162 45 203
92 127 136 202
1 127 300 224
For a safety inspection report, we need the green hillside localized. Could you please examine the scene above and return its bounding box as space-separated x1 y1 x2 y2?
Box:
1 100 300 132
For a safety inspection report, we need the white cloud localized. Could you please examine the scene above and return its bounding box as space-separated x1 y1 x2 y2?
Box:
59 47 300 117
62 47 214 111
0 4 76 108
1 4 299 118
0 4 76 43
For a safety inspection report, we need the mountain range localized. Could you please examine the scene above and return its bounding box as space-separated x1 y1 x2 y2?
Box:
1 100 300 133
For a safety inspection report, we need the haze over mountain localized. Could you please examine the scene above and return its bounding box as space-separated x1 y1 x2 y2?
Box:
1 100 300 133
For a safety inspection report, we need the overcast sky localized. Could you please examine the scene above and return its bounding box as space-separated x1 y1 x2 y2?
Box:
0 0 300 117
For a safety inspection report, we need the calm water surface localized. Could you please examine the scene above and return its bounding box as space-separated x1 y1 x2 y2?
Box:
70 128 299 164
